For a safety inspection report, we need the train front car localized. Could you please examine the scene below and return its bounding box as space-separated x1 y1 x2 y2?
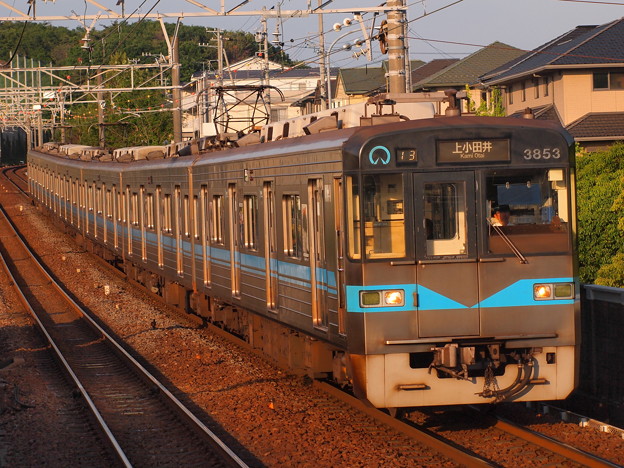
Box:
341 117 578 408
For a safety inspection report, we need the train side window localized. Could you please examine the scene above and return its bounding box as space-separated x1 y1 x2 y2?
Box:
211 195 224 244
424 183 467 257
486 168 570 254
346 176 361 260
106 190 112 218
131 192 139 226
183 195 191 237
88 184 94 212
193 195 200 240
145 193 154 229
120 191 127 223
97 187 103 215
243 195 258 250
163 194 172 233
282 194 307 259
362 174 406 259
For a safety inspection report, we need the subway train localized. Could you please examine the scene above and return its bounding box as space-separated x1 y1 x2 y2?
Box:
27 95 579 409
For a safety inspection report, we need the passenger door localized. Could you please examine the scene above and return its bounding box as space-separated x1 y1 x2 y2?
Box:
308 179 328 329
263 182 278 310
413 172 479 337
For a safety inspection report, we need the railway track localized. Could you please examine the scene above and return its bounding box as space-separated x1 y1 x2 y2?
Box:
0 167 249 467
3 164 623 466
321 381 622 467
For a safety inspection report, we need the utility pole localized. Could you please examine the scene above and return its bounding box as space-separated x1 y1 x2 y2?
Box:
97 73 105 147
172 32 182 143
259 15 271 117
403 13 412 93
317 0 328 109
386 0 407 94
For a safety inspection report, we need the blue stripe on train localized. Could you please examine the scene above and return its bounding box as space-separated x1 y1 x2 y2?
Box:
346 278 575 313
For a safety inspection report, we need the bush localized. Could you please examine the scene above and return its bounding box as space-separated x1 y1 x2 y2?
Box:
576 143 624 284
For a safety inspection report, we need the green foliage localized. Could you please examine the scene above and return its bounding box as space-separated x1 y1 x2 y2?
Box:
0 20 293 148
475 87 505 117
464 84 476 113
576 143 624 285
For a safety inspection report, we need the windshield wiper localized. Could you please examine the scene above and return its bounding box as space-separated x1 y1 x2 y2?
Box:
487 219 528 264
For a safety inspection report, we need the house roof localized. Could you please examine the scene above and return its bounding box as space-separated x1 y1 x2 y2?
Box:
412 42 525 90
202 67 338 82
382 59 426 73
482 18 624 85
565 112 624 141
410 59 459 90
338 66 386 94
509 104 562 123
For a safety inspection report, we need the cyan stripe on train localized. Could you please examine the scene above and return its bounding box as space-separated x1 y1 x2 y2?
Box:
346 278 575 313
55 203 570 309
106 224 339 294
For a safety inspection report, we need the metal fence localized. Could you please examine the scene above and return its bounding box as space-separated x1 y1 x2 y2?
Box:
579 284 624 424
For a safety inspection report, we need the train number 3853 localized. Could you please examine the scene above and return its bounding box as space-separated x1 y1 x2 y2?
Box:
523 148 561 160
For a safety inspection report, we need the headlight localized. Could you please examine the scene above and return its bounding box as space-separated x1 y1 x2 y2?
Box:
360 289 404 307
534 284 552 300
534 282 574 300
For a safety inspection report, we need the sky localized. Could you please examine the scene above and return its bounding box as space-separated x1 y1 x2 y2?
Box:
4 0 624 69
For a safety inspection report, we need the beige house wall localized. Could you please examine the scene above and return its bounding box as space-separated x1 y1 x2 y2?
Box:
503 70 624 125
505 76 555 116
561 71 624 124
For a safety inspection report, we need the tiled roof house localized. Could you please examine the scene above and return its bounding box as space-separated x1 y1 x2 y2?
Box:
481 18 624 150
412 42 525 114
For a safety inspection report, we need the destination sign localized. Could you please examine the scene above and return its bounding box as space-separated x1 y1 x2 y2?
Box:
437 139 510 163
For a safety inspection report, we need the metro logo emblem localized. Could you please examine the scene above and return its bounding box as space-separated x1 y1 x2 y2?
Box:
368 145 391 165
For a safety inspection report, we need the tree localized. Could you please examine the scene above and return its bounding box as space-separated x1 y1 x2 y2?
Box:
576 143 624 285
476 87 505 117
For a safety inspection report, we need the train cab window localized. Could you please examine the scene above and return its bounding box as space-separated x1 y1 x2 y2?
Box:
346 176 361 260
361 174 406 259
424 183 467 257
243 195 258 250
486 168 570 255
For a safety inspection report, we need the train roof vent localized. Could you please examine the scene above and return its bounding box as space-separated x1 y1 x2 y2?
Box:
237 132 261 147
302 115 338 135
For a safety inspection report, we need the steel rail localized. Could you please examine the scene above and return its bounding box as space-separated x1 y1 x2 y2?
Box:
485 410 621 468
0 170 250 468
316 381 493 467
0 204 132 467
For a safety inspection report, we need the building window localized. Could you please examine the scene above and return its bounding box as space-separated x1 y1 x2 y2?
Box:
533 78 540 99
508 84 514 105
593 72 609 89
521 81 526 102
544 76 549 97
593 71 624 90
